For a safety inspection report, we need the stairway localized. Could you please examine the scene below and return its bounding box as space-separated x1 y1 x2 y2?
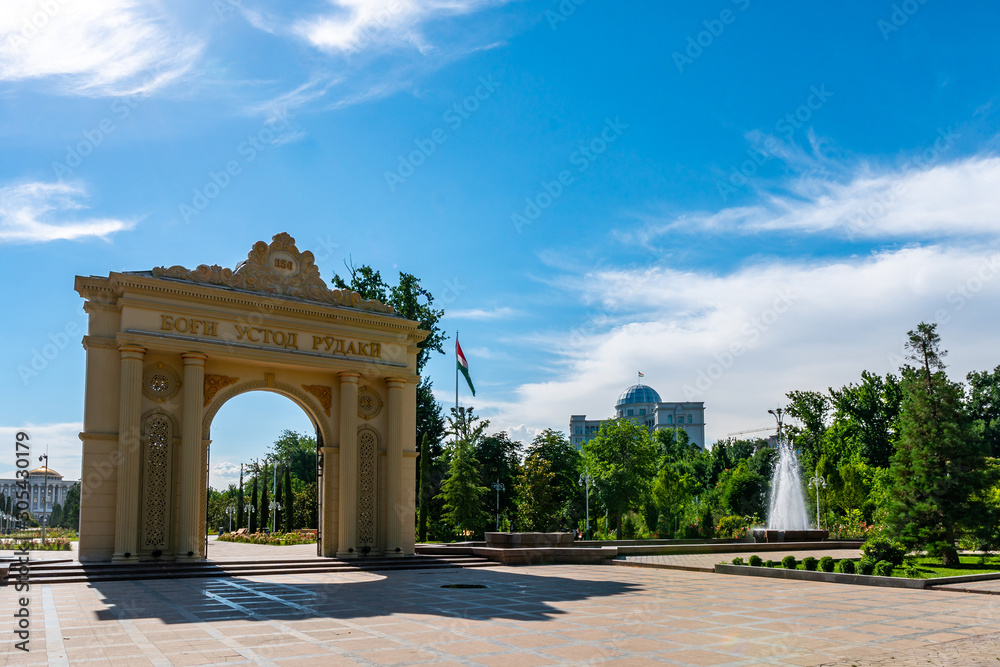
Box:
7 554 499 585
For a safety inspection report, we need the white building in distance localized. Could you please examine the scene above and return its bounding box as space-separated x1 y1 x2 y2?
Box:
0 466 76 524
570 383 706 449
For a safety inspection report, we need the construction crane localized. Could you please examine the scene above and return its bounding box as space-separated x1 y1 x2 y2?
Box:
725 425 776 438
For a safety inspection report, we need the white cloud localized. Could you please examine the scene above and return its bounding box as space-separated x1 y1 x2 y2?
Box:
0 423 82 481
0 181 134 244
450 306 519 320
293 0 502 54
210 461 242 490
0 0 201 96
643 152 1000 242
482 246 1000 447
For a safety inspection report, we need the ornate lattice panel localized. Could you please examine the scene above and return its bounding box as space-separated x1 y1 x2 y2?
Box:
142 415 171 549
357 429 377 546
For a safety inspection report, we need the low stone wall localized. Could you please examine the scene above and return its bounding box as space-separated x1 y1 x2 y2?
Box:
715 563 1000 589
484 532 574 548
617 540 862 556
472 546 617 565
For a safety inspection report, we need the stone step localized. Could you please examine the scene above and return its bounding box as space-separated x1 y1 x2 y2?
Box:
8 555 499 585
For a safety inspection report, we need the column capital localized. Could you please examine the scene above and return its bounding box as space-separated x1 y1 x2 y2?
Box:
181 352 208 366
385 377 407 389
118 344 146 360
338 371 361 384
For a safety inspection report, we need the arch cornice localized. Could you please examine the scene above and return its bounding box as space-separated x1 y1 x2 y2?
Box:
202 379 334 448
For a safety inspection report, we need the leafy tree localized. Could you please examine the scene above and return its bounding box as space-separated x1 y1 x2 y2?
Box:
437 440 489 537
271 430 317 490
829 371 902 468
583 419 658 539
515 454 560 531
719 460 768 518
785 389 829 470
446 406 489 444
967 365 1000 456
60 482 80 530
260 460 270 531
652 464 694 534
887 323 996 565
526 429 582 525
475 431 522 531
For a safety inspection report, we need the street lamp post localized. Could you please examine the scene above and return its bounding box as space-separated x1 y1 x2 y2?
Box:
767 408 784 444
244 502 254 531
38 449 49 546
578 471 591 540
269 501 282 533
226 505 235 532
490 480 504 531
808 476 827 529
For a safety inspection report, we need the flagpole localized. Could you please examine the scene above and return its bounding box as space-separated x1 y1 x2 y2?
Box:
455 330 459 412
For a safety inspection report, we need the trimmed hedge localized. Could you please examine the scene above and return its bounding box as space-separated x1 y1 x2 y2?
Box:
802 556 818 571
732 556 745 565
819 556 835 572
857 559 875 576
781 555 797 570
874 560 894 577
835 559 856 574
748 554 763 567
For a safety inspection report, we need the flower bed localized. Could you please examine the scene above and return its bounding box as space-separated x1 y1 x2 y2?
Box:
216 531 317 546
0 538 72 551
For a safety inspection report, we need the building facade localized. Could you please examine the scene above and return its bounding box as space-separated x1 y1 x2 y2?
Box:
570 383 706 449
0 466 77 524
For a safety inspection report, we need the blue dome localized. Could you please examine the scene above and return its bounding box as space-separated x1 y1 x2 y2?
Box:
616 384 661 407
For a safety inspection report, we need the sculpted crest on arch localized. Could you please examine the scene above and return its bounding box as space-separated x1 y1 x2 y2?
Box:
152 232 394 314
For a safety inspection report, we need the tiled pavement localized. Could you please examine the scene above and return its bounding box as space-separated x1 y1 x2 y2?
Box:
3 560 1000 666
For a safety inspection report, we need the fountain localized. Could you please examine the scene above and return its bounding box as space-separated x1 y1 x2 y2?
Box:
753 436 828 543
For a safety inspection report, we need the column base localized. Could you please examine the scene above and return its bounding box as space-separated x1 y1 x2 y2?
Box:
111 553 138 563
336 549 358 558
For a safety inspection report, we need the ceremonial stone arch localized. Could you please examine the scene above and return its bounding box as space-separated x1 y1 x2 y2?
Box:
75 233 426 562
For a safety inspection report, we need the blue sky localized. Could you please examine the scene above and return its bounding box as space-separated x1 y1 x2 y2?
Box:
2 0 1000 487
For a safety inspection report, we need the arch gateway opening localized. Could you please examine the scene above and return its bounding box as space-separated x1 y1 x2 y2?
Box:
75 233 426 562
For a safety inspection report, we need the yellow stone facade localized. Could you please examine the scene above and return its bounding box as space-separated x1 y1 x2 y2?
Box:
74 233 427 562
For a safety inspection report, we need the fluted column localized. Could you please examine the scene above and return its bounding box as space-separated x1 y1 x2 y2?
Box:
385 377 406 555
320 445 338 557
178 352 207 560
113 345 145 562
337 372 360 557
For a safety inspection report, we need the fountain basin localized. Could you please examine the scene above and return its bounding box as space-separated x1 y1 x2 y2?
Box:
753 529 829 543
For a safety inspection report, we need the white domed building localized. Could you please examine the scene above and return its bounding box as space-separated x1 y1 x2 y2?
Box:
569 382 706 449
0 465 77 525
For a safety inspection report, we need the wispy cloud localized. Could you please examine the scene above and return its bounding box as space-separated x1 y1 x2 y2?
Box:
292 0 504 54
638 150 1000 243
0 181 134 243
0 0 202 96
450 306 519 320
0 423 82 480
483 245 1000 446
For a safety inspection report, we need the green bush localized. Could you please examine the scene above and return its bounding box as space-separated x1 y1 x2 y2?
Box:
836 559 856 574
732 556 745 565
764 559 776 568
861 540 907 567
781 555 797 569
873 560 894 577
857 559 875 576
905 566 923 578
819 556 835 572
802 556 818 571
748 554 763 567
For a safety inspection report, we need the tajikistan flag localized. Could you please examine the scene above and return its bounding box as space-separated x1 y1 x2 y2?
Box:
456 338 476 396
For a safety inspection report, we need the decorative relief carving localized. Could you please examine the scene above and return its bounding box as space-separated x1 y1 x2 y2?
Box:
358 386 383 420
204 375 239 406
143 415 170 548
302 384 332 417
358 429 377 546
142 363 180 402
152 233 395 313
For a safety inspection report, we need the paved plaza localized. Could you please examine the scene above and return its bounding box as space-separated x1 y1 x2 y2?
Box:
3 546 1000 666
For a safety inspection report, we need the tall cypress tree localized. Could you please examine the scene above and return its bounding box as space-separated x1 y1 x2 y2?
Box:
261 460 270 532
236 464 245 529
418 433 430 542
284 465 294 532
249 467 259 533
887 323 995 565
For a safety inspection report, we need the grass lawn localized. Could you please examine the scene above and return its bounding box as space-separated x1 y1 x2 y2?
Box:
731 555 1000 579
